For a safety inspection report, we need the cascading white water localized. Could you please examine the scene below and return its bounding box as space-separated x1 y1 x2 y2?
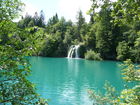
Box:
75 45 80 58
67 45 80 58
67 45 73 58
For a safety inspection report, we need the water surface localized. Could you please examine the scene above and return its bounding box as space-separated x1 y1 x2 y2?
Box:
29 57 124 105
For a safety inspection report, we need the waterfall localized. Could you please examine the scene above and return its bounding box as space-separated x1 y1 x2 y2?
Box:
67 45 80 58
67 45 74 58
75 45 80 58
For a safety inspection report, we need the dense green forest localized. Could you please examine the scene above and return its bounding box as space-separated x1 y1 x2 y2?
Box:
0 0 140 104
16 0 140 62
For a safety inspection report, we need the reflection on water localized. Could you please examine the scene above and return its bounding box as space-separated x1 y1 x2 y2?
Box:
29 57 123 105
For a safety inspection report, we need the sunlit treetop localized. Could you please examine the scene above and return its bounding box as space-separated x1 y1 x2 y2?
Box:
0 0 24 20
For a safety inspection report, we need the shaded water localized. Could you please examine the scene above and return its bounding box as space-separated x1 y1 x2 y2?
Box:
29 57 124 105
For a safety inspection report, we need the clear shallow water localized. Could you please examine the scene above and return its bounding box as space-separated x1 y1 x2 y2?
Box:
29 56 125 105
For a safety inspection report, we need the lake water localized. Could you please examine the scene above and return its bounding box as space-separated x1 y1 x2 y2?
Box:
29 56 125 105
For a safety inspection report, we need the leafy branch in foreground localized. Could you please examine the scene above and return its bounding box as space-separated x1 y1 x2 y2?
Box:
0 21 48 105
88 59 140 105
0 0 48 104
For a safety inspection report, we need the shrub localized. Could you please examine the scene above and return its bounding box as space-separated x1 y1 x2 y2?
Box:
85 50 102 60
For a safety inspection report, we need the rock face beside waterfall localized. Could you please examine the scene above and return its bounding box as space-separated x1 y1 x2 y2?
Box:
67 45 80 58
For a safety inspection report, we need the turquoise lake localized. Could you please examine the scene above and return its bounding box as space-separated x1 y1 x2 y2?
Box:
29 56 125 105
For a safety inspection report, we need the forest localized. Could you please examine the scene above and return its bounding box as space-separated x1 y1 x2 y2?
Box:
0 0 140 105
16 0 140 62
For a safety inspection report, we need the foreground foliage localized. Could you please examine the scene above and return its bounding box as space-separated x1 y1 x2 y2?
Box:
88 59 140 105
0 0 48 104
